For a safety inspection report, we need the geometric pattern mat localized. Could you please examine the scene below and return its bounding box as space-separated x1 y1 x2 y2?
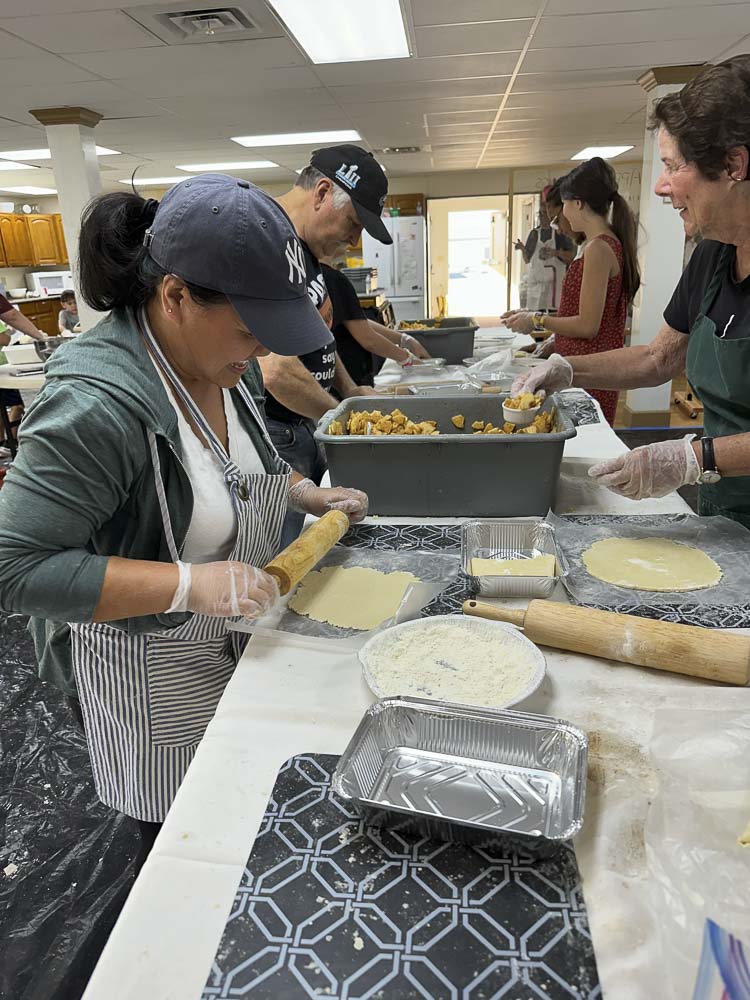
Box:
202 755 600 1000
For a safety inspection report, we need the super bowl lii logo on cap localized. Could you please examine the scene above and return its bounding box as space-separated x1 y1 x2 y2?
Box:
335 163 361 190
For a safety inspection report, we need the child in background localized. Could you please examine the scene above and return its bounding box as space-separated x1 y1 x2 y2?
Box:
58 290 79 333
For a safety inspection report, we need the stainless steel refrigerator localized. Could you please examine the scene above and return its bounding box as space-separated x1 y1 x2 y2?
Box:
362 216 427 323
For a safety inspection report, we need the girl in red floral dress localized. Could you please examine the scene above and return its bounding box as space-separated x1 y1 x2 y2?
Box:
503 158 640 424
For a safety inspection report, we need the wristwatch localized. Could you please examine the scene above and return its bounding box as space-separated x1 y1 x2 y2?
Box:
698 436 722 484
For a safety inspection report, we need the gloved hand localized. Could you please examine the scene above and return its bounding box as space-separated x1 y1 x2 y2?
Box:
588 435 700 500
399 349 422 367
168 561 279 619
532 335 555 359
288 478 369 523
510 353 574 396
500 310 536 335
399 333 432 360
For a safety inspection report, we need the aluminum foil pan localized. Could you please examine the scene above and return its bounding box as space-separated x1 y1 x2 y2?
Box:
461 517 561 598
333 697 588 842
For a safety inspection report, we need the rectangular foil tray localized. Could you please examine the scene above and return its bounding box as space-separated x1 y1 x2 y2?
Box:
461 517 561 598
332 697 587 841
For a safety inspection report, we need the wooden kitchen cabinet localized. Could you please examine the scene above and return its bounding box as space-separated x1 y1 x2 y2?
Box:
0 214 33 266
53 214 68 264
27 214 59 266
0 233 6 268
18 298 59 337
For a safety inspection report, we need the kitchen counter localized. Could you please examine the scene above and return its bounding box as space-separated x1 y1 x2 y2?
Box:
5 292 62 304
80 404 750 1000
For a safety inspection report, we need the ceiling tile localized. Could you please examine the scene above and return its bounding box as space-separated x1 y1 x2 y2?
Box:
535 5 750 47
415 20 533 58
525 37 727 72
411 0 534 25
314 51 520 86
0 10 161 52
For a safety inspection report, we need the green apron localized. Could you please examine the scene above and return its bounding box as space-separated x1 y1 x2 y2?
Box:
685 244 750 528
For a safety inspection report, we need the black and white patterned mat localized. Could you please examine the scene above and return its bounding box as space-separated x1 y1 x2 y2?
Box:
202 755 600 1000
341 519 750 629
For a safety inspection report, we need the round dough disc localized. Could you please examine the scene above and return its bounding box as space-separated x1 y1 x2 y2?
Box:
581 536 722 592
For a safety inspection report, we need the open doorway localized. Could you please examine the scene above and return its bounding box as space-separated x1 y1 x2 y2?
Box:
427 195 509 317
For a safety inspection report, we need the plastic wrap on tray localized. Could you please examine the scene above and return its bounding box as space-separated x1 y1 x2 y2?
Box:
229 545 460 643
547 512 750 607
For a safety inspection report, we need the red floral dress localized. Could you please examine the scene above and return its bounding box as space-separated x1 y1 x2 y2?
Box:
555 234 626 425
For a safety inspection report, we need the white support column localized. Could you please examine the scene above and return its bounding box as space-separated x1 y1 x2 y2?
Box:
30 107 103 332
621 67 701 427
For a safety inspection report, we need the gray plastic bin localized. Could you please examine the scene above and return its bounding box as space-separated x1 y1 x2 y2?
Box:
400 317 478 364
315 394 576 517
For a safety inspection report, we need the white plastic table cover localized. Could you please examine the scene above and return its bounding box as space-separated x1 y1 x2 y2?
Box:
81 399 750 1000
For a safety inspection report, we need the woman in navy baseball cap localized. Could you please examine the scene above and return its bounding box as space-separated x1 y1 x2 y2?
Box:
0 175 368 845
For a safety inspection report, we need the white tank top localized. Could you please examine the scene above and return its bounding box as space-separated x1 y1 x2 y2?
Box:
150 360 265 563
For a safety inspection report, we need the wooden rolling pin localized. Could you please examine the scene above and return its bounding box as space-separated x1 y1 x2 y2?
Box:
264 509 349 595
463 599 750 685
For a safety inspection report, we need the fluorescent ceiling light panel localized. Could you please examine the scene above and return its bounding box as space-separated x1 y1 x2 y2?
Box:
571 145 634 160
267 0 409 64
0 146 120 161
119 176 193 185
0 160 38 171
0 186 57 195
231 129 360 148
175 160 277 171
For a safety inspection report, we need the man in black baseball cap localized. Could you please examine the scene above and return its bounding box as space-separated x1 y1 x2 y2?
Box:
260 145 391 546
309 144 393 246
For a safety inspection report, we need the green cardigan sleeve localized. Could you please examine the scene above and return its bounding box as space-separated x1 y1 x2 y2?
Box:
0 381 140 622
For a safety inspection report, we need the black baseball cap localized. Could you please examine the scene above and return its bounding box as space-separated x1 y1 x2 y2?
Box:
310 144 392 245
144 173 331 355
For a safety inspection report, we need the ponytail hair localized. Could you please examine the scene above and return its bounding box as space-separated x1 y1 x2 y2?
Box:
78 191 226 313
559 157 641 303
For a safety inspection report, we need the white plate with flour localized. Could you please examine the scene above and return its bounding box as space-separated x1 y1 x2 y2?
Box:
359 614 546 709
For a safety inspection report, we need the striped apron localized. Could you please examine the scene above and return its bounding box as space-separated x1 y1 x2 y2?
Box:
71 313 290 822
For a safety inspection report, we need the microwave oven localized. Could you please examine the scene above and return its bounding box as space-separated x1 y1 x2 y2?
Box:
26 270 74 296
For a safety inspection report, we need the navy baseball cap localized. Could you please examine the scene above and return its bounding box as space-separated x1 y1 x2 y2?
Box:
144 173 330 355
310 145 392 245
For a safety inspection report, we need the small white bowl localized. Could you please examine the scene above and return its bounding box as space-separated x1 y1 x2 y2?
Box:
9 288 27 298
502 401 541 427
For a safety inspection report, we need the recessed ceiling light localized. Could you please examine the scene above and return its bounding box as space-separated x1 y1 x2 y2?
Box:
267 0 409 64
231 129 361 148
175 160 278 171
119 176 193 186
0 160 39 171
571 145 634 160
0 146 120 161
0 185 57 195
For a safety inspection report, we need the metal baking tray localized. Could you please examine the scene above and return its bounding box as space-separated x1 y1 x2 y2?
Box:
461 517 561 598
333 697 588 842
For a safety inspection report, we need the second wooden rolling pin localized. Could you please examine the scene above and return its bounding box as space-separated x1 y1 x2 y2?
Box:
463 599 750 685
264 509 350 595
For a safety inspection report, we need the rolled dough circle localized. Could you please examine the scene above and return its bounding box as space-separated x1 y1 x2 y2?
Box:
581 537 722 592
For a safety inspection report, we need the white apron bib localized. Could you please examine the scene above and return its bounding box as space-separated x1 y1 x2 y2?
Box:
526 229 566 311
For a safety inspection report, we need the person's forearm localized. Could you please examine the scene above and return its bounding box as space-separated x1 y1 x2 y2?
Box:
93 556 178 621
700 433 750 478
347 319 408 362
1 308 45 340
0 329 9 348
543 313 597 341
569 344 666 389
258 355 338 421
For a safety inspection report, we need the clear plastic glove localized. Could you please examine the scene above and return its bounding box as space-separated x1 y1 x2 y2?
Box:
588 435 700 500
500 310 535 335
399 349 422 367
288 478 369 523
399 333 432 360
532 335 555 359
168 560 279 619
510 353 574 396
356 385 379 397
